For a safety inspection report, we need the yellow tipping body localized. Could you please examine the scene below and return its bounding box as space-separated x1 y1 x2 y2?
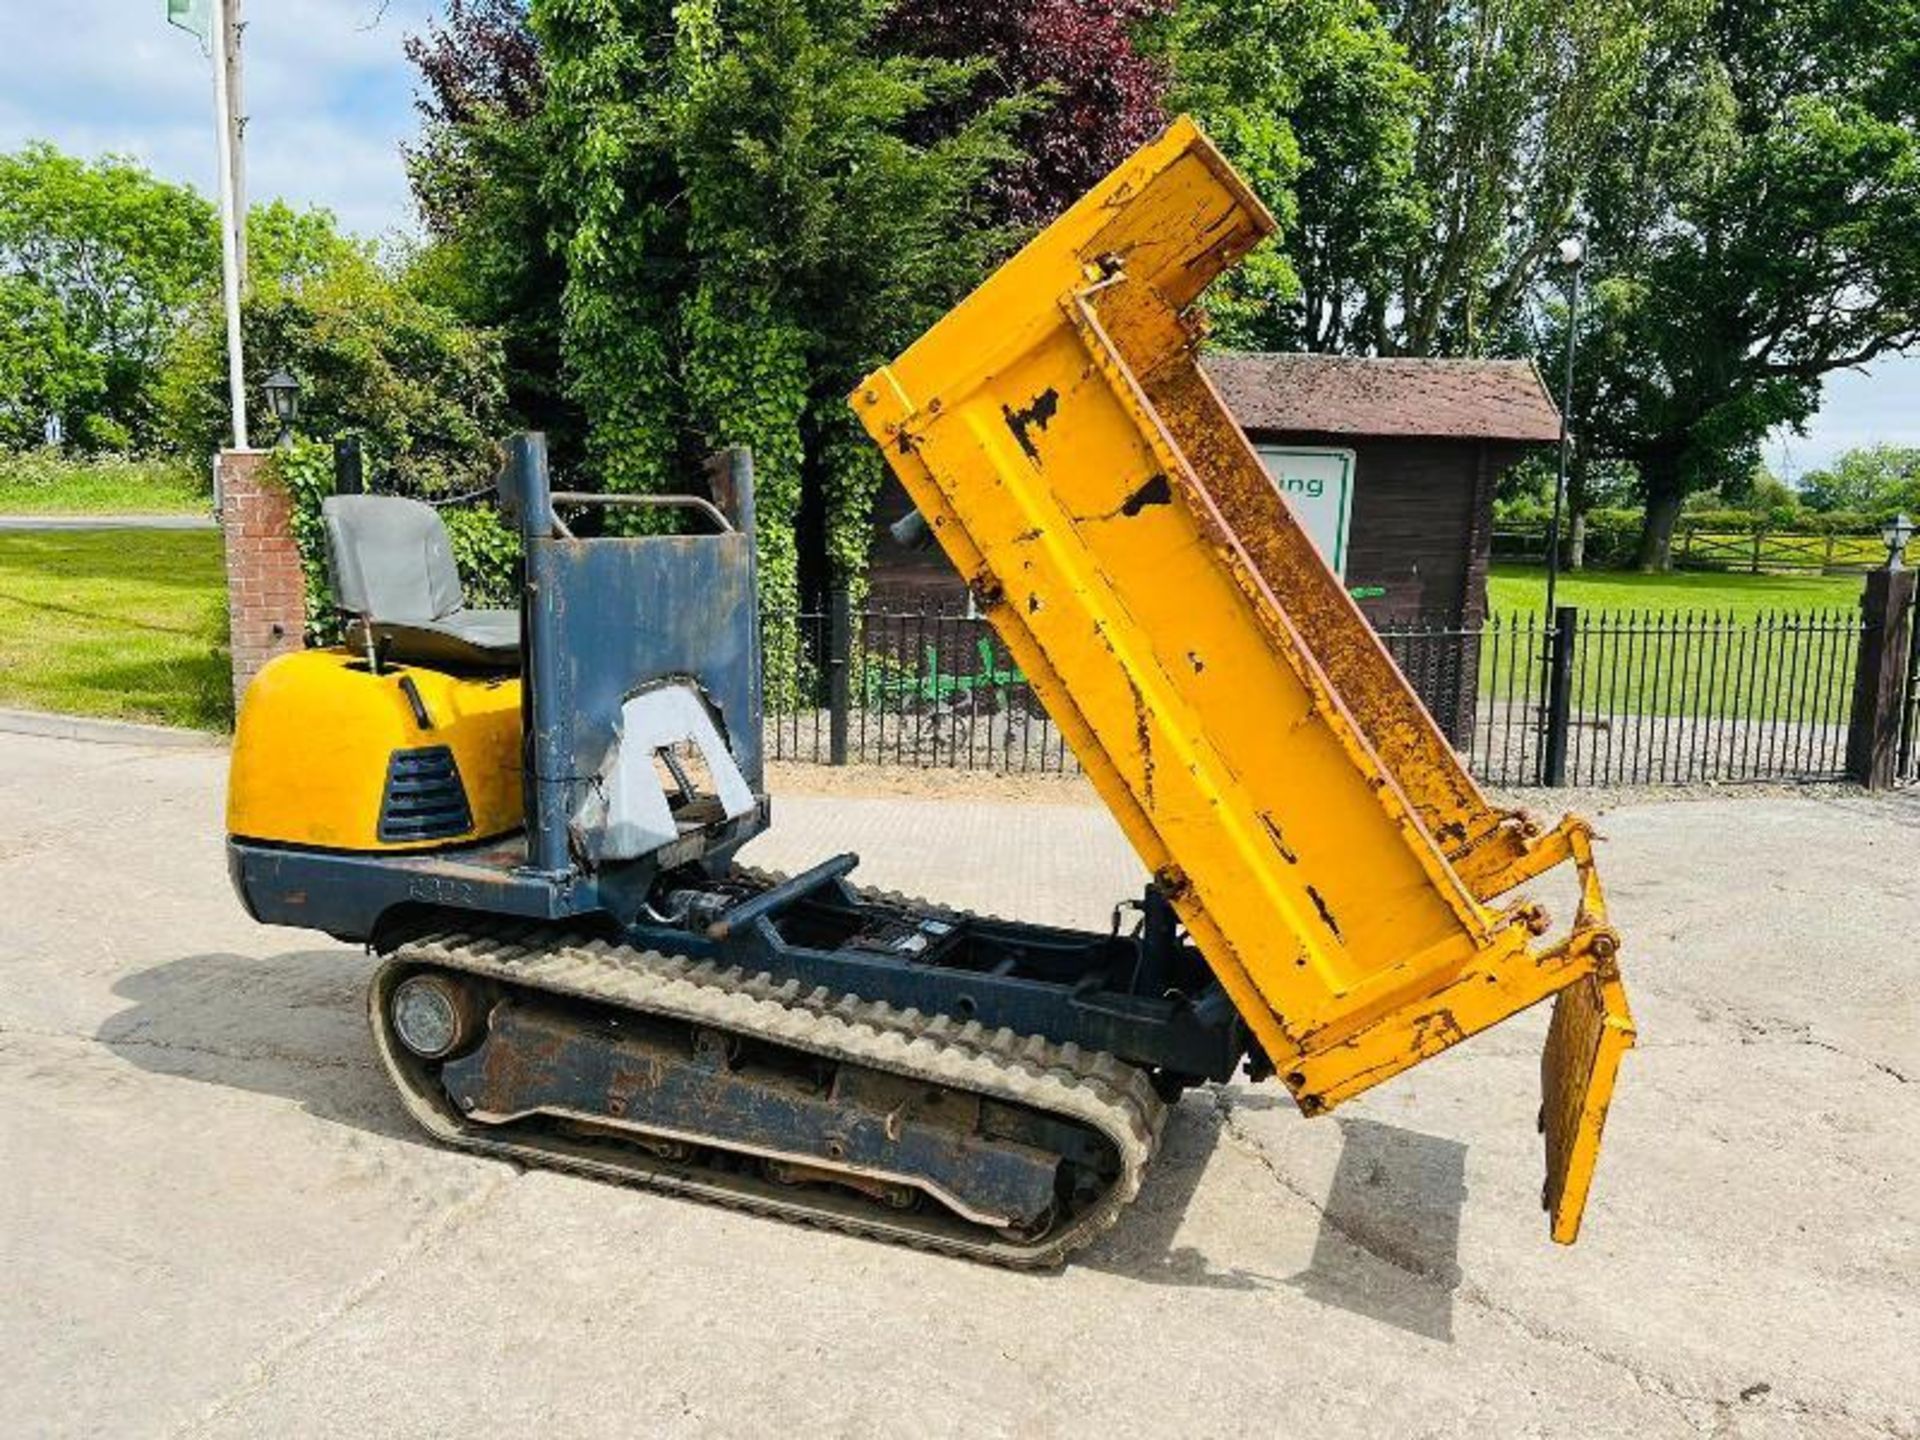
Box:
228 648 524 851
853 117 1635 1243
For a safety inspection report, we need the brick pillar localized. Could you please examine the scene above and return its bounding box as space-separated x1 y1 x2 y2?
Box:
219 449 307 710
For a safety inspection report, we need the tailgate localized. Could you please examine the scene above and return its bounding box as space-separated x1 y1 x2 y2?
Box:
1543 967 1637 1243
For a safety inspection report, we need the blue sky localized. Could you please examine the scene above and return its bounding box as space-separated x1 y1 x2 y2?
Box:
3 0 1913 474
0 0 439 240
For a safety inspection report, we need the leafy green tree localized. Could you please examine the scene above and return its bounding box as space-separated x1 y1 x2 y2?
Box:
0 144 218 449
1149 0 1425 353
1382 0 1687 357
1576 0 1920 568
1152 0 1678 357
533 0 1023 633
0 276 98 447
404 0 575 463
1799 445 1920 517
1280 2 1428 353
161 205 507 493
408 0 1171 600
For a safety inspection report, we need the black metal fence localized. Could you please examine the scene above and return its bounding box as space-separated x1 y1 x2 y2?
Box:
765 597 1872 788
1379 608 1865 788
764 602 1082 773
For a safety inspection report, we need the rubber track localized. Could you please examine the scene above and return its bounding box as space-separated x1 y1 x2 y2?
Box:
376 920 1166 1268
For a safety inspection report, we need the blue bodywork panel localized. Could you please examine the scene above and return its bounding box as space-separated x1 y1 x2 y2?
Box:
524 531 766 871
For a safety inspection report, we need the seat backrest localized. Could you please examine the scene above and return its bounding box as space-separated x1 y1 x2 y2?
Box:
321 494 467 623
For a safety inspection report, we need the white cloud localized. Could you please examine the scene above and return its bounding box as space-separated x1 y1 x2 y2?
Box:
1769 354 1920 480
0 0 438 238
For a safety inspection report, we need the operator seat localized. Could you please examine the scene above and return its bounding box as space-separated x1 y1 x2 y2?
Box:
321 494 519 670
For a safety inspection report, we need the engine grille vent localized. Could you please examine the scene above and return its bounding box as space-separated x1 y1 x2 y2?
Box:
379 746 473 843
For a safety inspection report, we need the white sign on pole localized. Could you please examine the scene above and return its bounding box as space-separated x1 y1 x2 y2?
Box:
1254 446 1356 577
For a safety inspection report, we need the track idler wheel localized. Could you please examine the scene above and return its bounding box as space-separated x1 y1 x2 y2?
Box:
388 971 486 1061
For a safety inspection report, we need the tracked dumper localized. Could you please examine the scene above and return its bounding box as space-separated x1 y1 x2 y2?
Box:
225 118 1633 1265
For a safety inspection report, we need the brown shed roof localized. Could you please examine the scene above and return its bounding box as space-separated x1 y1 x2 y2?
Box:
1203 352 1561 443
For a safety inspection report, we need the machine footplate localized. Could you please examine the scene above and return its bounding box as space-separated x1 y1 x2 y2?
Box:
370 923 1165 1267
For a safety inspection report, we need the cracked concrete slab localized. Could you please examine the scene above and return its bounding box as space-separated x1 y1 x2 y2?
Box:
0 731 1914 1438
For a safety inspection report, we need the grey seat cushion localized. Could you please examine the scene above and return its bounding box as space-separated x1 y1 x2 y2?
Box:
322 494 519 670
345 611 519 669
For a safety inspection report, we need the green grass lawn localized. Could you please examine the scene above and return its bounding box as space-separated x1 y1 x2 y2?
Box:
1487 563 1865 618
0 530 231 729
1471 565 1864 720
0 538 1875 737
0 452 209 515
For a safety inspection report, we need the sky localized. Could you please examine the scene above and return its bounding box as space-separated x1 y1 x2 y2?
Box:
0 0 439 241
2 0 1913 475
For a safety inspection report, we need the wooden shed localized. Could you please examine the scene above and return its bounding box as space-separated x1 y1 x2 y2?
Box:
1201 352 1561 627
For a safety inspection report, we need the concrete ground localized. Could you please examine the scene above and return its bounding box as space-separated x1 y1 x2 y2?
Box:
1 729 1914 1439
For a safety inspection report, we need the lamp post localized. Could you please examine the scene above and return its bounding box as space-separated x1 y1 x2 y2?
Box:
1883 513 1915 571
1535 235 1585 787
1543 235 1585 619
263 367 302 449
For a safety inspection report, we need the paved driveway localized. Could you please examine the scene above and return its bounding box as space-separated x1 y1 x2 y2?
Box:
0 513 216 530
0 729 1914 1438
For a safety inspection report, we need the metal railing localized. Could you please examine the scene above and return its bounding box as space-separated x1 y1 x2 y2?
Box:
765 598 1871 788
1380 608 1866 788
764 601 1080 773
1378 614 1539 787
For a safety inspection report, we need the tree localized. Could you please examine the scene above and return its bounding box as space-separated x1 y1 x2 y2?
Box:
1147 0 1684 358
1277 1 1427 353
0 276 97 448
0 144 217 450
1147 0 1425 352
1799 445 1920 517
532 0 1024 634
1381 0 1685 357
403 0 1171 488
1576 0 1920 568
404 0 574 461
160 204 507 493
882 0 1170 228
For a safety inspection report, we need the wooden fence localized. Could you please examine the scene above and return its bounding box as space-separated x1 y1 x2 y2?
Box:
1495 521 1913 574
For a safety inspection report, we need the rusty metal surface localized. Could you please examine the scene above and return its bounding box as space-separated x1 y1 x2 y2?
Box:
370 925 1166 1267
441 998 1065 1228
1541 965 1636 1243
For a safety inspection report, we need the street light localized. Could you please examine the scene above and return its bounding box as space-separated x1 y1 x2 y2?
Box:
263 367 302 448
1543 235 1585 620
1883 513 1915 571
1537 234 1585 787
